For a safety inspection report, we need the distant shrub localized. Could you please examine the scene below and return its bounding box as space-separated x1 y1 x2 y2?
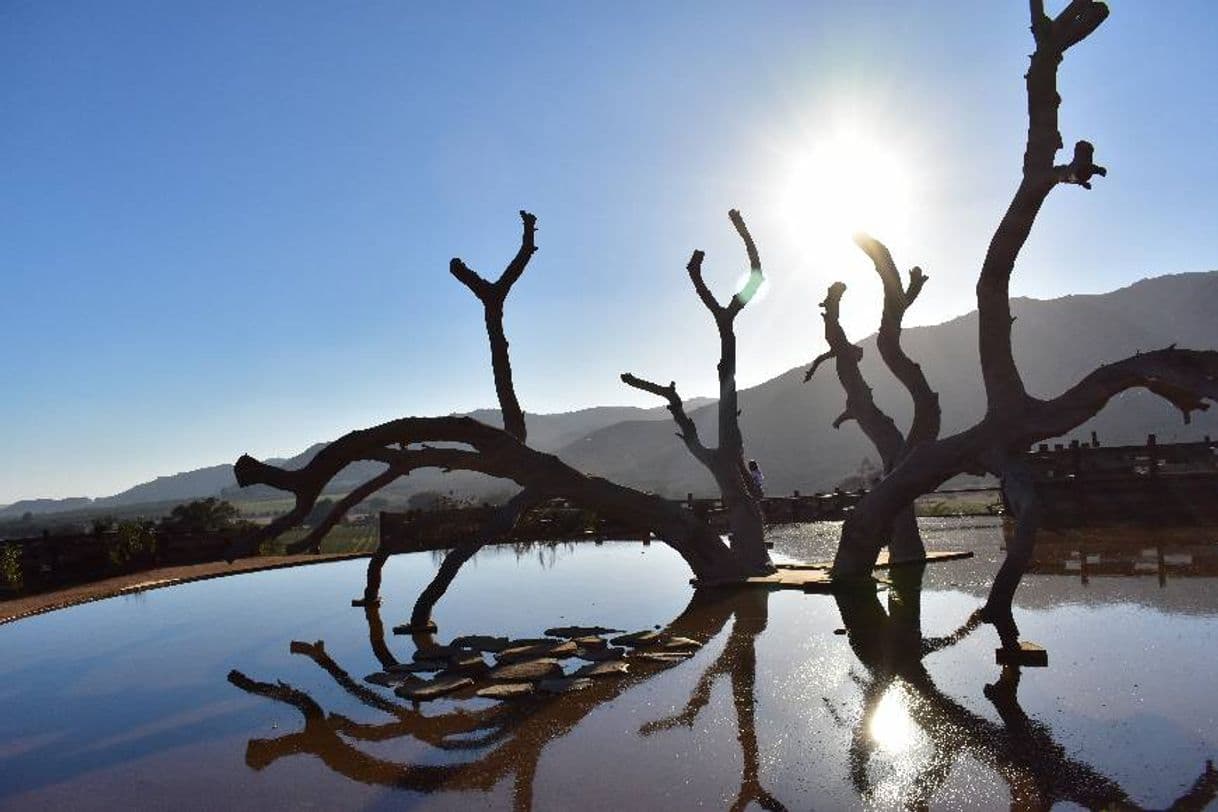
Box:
1 543 22 592
108 521 158 569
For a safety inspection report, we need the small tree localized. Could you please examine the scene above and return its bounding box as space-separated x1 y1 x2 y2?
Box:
160 497 241 534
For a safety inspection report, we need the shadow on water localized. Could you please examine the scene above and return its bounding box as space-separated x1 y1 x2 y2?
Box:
228 559 1217 810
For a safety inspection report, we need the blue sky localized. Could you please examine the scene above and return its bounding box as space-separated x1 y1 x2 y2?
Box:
3 1 1217 503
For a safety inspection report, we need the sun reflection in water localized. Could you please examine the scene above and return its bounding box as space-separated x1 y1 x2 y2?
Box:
868 684 918 754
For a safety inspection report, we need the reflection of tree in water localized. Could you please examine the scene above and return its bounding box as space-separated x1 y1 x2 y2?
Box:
230 572 1215 810
638 588 786 811
832 565 1218 810
428 540 581 571
228 593 759 810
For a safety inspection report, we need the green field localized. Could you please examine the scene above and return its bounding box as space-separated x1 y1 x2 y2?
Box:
268 523 380 555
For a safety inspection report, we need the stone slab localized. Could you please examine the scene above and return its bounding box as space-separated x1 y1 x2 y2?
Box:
610 630 662 647
387 660 447 674
573 660 630 679
495 640 577 663
476 682 536 700
538 677 595 694
576 646 625 662
450 635 510 652
489 658 564 682
396 675 473 701
544 625 623 638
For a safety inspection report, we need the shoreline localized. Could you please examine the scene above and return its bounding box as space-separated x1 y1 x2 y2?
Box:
0 552 370 626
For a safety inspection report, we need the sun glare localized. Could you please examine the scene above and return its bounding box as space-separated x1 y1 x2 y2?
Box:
868 684 918 754
777 129 913 270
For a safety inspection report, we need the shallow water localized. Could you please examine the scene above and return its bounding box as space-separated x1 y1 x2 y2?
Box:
1 519 1216 810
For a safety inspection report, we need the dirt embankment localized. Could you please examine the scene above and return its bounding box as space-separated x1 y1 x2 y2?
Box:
0 552 369 626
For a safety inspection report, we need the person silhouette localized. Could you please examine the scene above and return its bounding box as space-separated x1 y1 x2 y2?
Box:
747 459 765 495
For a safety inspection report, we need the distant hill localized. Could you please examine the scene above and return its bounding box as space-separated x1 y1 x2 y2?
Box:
6 271 1218 517
554 270 1218 496
0 401 711 519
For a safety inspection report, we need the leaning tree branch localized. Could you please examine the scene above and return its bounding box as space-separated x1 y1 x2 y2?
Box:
448 210 537 442
620 373 714 466
853 235 941 449
232 414 738 577
1023 347 1218 442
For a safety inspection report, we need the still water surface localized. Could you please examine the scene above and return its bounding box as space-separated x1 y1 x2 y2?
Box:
1 518 1216 809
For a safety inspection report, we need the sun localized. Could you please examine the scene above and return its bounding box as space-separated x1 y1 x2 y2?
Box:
777 129 913 270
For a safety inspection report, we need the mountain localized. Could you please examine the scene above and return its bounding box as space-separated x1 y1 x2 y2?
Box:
0 497 93 518
553 271 1218 496
0 402 711 518
6 271 1217 517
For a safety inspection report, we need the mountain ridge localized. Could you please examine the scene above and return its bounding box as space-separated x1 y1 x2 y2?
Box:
5 270 1216 517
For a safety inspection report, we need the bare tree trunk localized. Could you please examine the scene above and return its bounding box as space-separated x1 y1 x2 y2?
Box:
623 209 773 576
982 458 1040 647
832 3 1218 635
807 268 938 564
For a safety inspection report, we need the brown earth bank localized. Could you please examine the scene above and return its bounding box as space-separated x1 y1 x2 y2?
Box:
0 552 369 626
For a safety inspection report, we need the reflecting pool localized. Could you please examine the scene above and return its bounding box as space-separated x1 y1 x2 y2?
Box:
2 519 1216 809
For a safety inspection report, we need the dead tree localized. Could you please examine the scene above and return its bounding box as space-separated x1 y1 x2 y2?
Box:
832 0 1218 644
622 208 771 575
805 235 938 562
230 209 775 623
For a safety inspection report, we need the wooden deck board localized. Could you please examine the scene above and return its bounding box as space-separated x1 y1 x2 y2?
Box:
690 549 974 591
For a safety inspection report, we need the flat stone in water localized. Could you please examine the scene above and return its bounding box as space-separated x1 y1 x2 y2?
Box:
610 630 663 647
446 653 490 675
538 677 595 694
450 635 510 652
544 625 622 638
489 658 564 682
496 640 577 663
632 652 692 664
476 682 536 700
573 635 607 649
576 647 625 661
387 660 447 673
395 675 473 701
506 637 560 647
414 644 469 661
573 660 630 679
662 636 701 651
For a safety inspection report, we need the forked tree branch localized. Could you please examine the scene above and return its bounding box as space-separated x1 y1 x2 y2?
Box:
853 235 941 449
805 282 904 468
449 210 538 442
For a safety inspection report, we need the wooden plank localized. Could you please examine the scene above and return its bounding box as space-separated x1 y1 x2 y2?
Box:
774 549 973 571
995 641 1048 667
692 549 973 592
